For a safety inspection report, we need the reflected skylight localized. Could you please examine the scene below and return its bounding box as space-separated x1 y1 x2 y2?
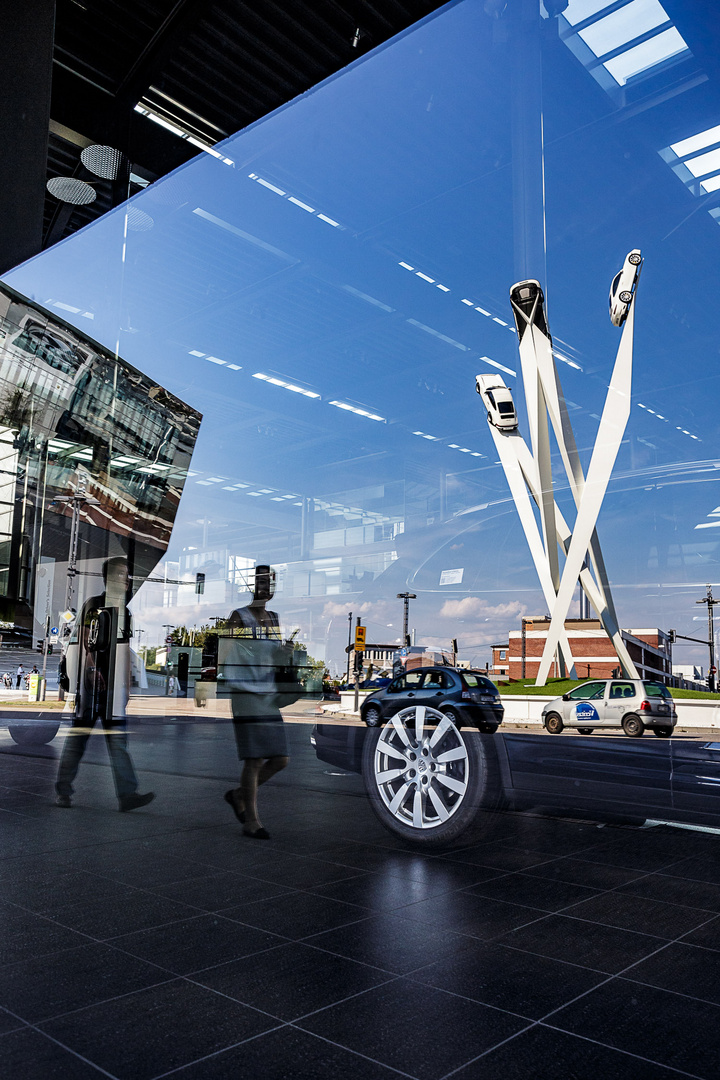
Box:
604 26 688 84
578 0 669 57
562 0 614 27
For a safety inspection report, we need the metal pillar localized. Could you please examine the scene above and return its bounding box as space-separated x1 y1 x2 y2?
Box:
0 0 55 273
696 585 719 692
397 592 416 646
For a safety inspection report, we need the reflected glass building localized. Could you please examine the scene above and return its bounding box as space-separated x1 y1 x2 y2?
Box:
0 281 200 647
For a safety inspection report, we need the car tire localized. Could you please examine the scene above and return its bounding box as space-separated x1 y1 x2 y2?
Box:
544 712 563 734
619 290 633 303
441 706 463 728
361 705 505 847
8 723 60 745
628 253 642 265
577 728 594 735
622 714 644 737
653 726 673 738
363 703 383 728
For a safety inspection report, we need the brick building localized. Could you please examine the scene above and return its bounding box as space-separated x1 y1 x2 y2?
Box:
491 617 672 683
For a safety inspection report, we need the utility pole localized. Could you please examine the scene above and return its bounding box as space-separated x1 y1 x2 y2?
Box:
53 476 100 613
396 592 416 646
696 584 719 691
346 611 352 685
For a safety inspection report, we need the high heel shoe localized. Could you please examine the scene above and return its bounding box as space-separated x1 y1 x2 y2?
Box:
243 826 270 840
224 789 245 823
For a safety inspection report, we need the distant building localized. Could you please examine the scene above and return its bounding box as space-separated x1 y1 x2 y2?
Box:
489 643 509 678
504 617 672 683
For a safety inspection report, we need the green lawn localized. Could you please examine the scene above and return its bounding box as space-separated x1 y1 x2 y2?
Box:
497 678 720 701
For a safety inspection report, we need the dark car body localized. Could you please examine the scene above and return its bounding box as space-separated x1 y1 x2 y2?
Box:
360 666 504 731
312 722 720 834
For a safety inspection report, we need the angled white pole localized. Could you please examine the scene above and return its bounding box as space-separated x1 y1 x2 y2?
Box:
488 423 576 676
536 299 640 685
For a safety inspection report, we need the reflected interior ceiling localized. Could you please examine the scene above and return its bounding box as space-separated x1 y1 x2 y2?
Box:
5 0 720 662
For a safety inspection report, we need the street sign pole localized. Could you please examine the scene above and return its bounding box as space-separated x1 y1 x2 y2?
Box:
353 618 366 714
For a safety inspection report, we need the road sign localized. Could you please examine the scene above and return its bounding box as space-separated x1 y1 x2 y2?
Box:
50 627 59 637
165 635 174 645
60 610 74 622
354 626 366 651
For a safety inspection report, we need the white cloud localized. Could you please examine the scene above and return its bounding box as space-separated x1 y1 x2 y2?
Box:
439 596 525 620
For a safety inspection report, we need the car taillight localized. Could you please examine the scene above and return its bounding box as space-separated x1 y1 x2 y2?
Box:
461 691 472 700
640 700 651 712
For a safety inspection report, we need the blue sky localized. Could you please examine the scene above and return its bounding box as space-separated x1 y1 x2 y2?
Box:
4 0 720 669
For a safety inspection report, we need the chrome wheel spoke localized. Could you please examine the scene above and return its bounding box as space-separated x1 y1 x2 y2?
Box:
391 714 412 748
376 767 405 784
429 715 453 749
388 782 412 815
436 745 465 763
435 772 467 795
412 789 424 828
414 706 426 745
378 735 408 762
427 783 450 822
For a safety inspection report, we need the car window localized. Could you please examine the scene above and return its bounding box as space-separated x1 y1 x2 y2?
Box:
423 670 448 689
567 681 605 700
388 677 404 693
463 673 495 691
643 682 671 698
610 682 636 699
486 389 496 407
405 671 425 689
611 271 621 292
497 402 515 415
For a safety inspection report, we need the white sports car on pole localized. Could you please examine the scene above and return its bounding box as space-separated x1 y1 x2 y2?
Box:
475 374 518 430
609 249 642 326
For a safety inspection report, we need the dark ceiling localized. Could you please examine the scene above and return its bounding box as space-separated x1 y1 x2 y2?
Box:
45 0 448 250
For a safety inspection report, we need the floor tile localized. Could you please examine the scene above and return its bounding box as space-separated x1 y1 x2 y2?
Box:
219 890 366 939
169 1025 402 1079
311 870 459 911
192 940 391 1020
550 976 720 1078
523 857 648 890
405 890 543 939
623 941 720 1006
46 888 198 939
463 872 600 912
0 1027 107 1078
496 913 666 974
306 912 469 974
40 978 278 1080
0 941 168 1022
616 871 720 912
439 843 559 872
452 1022 683 1079
111 913 286 975
243 853 370 889
409 938 606 1019
561 891 713 939
680 915 720 952
0 904 91 966
0 1006 25 1036
153 870 295 911
297 977 528 1080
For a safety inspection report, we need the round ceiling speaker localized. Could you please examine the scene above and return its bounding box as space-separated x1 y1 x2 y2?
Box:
81 144 123 179
46 177 97 205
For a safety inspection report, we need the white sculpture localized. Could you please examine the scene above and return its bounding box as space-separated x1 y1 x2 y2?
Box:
476 253 643 685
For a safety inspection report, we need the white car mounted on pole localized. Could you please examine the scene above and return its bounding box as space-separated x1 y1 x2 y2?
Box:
476 252 644 686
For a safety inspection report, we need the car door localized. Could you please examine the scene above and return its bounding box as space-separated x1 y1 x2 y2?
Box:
412 669 450 710
562 681 607 725
604 680 638 729
382 670 426 717
501 732 673 819
670 737 720 828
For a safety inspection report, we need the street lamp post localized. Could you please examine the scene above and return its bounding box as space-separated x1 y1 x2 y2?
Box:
396 593 416 646
162 624 175 696
345 611 352 686
696 585 720 692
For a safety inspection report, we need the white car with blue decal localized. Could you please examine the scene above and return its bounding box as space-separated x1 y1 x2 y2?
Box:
542 679 676 738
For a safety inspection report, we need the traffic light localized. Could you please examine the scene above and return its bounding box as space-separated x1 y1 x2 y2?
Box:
668 629 676 643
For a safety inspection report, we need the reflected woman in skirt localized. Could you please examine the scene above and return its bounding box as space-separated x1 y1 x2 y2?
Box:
222 565 289 839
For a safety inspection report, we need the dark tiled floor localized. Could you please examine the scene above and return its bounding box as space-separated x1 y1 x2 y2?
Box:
0 721 719 1079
